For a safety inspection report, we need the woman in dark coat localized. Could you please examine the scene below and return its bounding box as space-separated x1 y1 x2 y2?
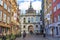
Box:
23 31 26 38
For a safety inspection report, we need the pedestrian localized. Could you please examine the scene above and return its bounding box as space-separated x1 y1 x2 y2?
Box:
23 31 26 39
43 30 46 37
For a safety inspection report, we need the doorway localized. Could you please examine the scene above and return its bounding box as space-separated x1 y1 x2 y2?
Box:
28 25 34 34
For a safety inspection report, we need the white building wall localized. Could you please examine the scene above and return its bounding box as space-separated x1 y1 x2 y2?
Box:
20 15 41 34
26 17 28 23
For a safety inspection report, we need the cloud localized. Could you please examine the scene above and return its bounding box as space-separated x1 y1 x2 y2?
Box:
17 0 23 1
19 2 30 10
24 0 34 2
17 0 34 2
19 1 42 10
32 1 42 10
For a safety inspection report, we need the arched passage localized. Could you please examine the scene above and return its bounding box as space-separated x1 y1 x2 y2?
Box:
28 25 34 34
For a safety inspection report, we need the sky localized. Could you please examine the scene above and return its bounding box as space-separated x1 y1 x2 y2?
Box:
17 0 42 14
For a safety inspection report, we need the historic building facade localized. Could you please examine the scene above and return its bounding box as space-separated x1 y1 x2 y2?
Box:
20 2 41 34
0 0 20 37
44 0 53 35
0 0 11 36
10 0 20 35
43 0 60 37
52 0 60 36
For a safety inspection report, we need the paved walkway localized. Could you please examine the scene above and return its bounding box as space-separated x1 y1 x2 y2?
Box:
15 34 60 40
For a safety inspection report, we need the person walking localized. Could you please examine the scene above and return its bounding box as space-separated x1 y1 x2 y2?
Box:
43 30 46 37
23 31 26 39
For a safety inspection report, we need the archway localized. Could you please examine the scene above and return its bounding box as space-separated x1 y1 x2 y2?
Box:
28 25 34 34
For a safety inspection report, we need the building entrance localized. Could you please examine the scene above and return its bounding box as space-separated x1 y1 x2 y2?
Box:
28 25 34 34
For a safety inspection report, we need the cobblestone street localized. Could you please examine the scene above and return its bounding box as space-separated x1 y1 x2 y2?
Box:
15 34 60 40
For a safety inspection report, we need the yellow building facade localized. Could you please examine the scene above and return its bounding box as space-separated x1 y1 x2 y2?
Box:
0 0 20 36
10 0 20 35
44 0 52 27
0 0 12 36
44 0 53 35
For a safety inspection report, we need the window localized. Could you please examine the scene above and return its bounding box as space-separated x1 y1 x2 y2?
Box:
0 11 2 21
0 0 3 5
3 14 6 22
28 18 30 23
7 17 10 24
23 25 25 28
49 2 52 7
54 17 57 22
50 11 52 15
36 17 38 21
4 3 7 9
31 17 33 23
36 30 38 32
24 18 26 23
36 25 38 28
57 3 60 9
54 6 56 12
8 7 10 12
53 0 56 2
5 28 8 33
58 15 60 22
36 16 39 22
14 13 17 20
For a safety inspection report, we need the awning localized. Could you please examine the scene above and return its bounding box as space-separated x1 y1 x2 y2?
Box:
49 23 57 28
57 22 60 25
45 22 60 29
0 22 11 28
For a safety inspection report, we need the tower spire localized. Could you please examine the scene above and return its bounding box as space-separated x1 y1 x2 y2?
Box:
30 1 32 8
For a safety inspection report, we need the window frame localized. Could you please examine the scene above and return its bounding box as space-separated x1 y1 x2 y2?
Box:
28 18 30 23
57 3 60 9
7 17 10 24
8 7 10 12
31 17 34 23
0 11 2 21
0 0 3 6
23 25 25 28
53 0 56 3
3 14 6 22
58 15 60 22
36 25 38 28
4 3 7 10
54 6 56 12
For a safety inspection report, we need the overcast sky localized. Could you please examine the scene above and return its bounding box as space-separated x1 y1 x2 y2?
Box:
17 0 42 14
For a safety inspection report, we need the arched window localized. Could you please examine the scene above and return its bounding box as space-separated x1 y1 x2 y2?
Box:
31 17 33 23
23 25 25 28
24 18 26 23
36 25 38 28
28 18 30 23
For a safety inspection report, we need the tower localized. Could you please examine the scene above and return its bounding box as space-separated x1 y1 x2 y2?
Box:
30 1 32 8
26 1 36 13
